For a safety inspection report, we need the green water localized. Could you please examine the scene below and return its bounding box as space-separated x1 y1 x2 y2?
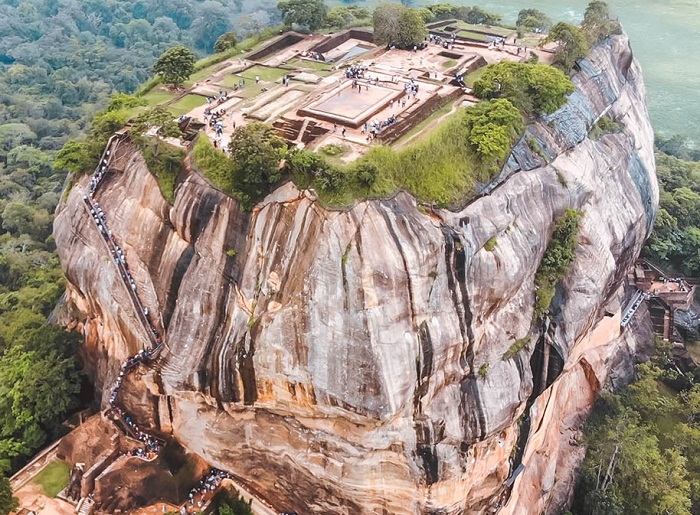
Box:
464 0 700 138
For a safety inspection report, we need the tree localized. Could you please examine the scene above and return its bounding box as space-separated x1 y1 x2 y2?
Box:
324 6 370 28
214 32 238 53
373 4 427 48
152 45 196 88
277 0 328 32
130 106 183 143
574 362 694 515
456 6 501 25
227 123 286 210
0 326 81 469
0 476 18 515
426 3 457 21
582 1 621 44
190 1 231 52
473 61 574 115
544 22 590 71
516 8 551 33
460 99 524 166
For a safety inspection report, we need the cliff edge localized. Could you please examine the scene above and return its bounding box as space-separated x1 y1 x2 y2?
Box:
54 34 657 514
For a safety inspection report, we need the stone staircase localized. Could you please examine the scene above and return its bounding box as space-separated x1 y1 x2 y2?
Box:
76 496 95 515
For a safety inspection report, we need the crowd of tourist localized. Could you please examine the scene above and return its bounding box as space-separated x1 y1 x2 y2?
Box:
429 32 457 50
361 114 399 141
206 89 230 105
85 143 165 464
85 138 253 511
179 469 234 514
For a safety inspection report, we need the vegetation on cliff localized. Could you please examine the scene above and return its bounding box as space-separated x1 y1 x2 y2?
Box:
573 342 700 515
644 144 700 278
534 209 582 315
192 98 524 208
473 61 575 115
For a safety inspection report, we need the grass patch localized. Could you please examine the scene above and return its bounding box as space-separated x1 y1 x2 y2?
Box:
465 66 488 88
320 143 349 157
456 22 514 37
33 461 70 497
478 363 489 377
458 30 491 42
192 136 233 193
140 140 186 204
590 115 623 140
237 65 289 83
314 99 522 207
503 337 530 360
286 58 334 73
140 89 176 107
442 59 458 69
133 27 283 97
168 95 207 117
484 236 497 251
534 209 582 315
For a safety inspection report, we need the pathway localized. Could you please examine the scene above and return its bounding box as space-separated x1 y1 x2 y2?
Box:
81 135 280 515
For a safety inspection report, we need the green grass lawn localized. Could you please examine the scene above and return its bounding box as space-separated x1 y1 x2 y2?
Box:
286 58 334 73
442 59 457 69
231 83 285 103
33 461 71 497
184 66 223 87
458 30 491 42
220 74 251 88
457 22 514 37
140 89 176 106
168 94 208 116
465 66 488 88
237 65 289 83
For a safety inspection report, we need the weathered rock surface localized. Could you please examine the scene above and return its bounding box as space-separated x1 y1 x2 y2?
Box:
54 35 657 514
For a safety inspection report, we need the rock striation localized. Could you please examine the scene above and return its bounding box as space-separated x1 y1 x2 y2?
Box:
54 35 657 514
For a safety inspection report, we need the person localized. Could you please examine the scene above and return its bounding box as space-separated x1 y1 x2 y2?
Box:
342 126 347 137
255 75 260 83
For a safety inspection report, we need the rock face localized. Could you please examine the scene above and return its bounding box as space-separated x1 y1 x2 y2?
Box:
54 35 657 514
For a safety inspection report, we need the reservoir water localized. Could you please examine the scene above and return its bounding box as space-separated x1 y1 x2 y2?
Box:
461 0 700 138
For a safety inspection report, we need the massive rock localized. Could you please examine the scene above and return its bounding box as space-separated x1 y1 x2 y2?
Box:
54 35 657 514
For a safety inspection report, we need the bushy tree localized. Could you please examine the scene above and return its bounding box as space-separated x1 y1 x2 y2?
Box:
277 0 328 31
425 3 457 21
189 1 231 52
533 208 581 314
214 32 238 53
153 45 196 88
544 22 590 71
473 61 574 115
373 3 427 48
0 476 18 515
582 1 622 44
457 6 501 25
644 151 700 276
0 326 81 470
460 99 524 165
574 361 695 515
516 8 551 33
324 6 370 28
227 123 287 210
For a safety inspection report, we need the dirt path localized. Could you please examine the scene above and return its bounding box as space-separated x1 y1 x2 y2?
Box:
11 482 75 515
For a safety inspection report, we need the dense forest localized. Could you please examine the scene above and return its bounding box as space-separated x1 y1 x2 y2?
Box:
0 0 699 513
0 0 285 500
